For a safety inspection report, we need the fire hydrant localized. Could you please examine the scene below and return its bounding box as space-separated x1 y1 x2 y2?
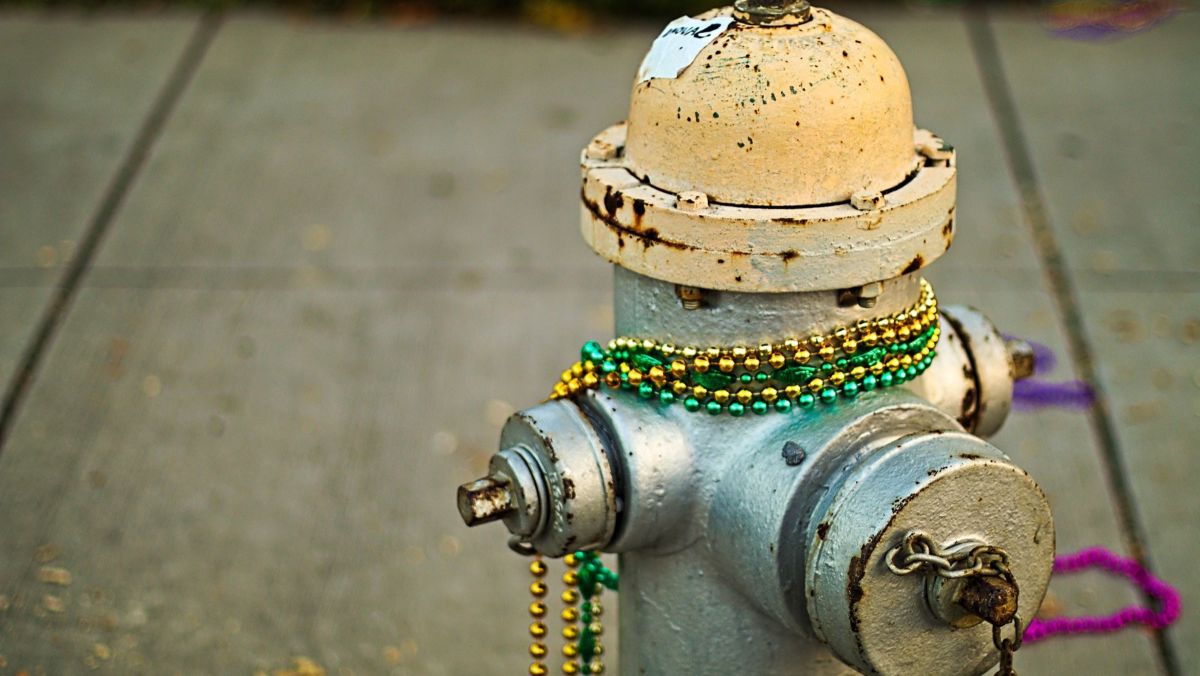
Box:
457 2 1055 674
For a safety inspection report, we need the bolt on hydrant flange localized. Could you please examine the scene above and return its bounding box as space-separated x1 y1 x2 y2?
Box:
457 5 1055 675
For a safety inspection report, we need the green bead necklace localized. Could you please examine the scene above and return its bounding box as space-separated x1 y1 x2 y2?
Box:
550 279 940 415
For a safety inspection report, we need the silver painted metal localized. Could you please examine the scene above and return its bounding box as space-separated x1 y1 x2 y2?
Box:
462 399 619 557
455 268 1052 673
903 305 1018 437
613 266 922 347
488 446 546 537
805 423 1052 675
576 382 1053 675
902 307 1027 439
938 306 1017 438
456 267 1051 673
615 269 1014 438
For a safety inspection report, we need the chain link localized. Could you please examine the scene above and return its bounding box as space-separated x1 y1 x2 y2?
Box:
885 530 1023 676
994 614 1023 676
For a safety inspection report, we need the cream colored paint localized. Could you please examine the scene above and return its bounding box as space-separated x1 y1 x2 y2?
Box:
581 6 957 293
580 123 956 292
624 7 918 207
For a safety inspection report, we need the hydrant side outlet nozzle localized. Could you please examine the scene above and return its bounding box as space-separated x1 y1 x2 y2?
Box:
460 401 620 557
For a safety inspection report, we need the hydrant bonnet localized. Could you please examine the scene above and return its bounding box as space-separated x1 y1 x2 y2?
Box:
624 6 919 207
579 6 957 293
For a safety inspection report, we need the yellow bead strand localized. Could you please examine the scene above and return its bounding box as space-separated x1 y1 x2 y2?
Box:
550 279 941 410
529 556 549 676
587 587 606 674
562 554 581 675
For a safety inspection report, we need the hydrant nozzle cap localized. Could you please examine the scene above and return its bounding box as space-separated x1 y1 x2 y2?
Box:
624 6 918 207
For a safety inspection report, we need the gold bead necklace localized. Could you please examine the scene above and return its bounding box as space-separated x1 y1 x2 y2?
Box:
529 556 550 675
525 552 616 675
552 279 940 415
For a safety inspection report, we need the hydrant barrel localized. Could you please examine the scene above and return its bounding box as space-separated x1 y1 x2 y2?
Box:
456 4 1057 674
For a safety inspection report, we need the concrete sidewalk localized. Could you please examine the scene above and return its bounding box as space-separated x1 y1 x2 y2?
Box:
0 5 1196 674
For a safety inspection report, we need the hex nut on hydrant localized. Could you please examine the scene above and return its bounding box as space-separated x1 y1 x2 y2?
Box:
1006 338 1037 381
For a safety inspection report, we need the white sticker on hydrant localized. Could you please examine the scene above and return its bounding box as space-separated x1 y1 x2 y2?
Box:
637 16 734 83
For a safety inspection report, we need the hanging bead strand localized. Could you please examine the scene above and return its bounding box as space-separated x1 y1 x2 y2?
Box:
529 556 550 676
574 551 618 674
561 553 582 674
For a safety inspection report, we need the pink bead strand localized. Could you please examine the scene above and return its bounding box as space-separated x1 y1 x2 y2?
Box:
1024 547 1182 643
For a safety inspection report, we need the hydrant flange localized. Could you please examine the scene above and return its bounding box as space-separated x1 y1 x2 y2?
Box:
581 124 956 292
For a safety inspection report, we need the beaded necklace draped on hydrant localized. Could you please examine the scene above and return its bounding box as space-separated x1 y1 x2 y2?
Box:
552 279 939 416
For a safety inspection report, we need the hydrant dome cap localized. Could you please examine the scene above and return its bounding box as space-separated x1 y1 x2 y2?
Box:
624 6 918 207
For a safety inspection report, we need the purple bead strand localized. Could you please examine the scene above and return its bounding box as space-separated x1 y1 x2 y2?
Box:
1024 547 1182 643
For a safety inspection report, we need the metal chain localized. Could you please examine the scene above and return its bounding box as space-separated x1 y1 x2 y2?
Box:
886 530 1024 676
885 530 1011 579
